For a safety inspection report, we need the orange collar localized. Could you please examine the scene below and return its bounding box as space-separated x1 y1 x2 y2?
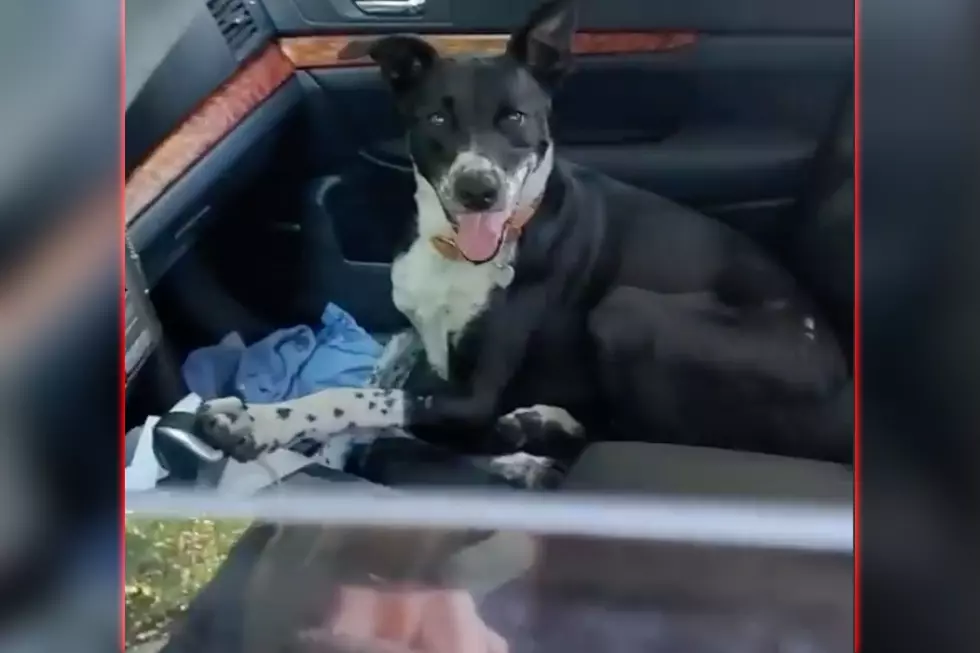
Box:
429 196 542 262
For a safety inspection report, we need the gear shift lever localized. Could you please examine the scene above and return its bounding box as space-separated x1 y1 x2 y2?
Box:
154 411 225 464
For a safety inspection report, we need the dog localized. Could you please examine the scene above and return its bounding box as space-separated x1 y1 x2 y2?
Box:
194 0 853 473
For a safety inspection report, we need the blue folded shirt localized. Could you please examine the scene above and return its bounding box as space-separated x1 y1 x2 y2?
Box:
182 303 382 402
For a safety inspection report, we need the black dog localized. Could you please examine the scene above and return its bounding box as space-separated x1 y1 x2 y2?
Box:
196 0 852 467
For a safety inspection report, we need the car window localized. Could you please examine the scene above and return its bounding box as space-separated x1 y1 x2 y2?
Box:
126 490 853 653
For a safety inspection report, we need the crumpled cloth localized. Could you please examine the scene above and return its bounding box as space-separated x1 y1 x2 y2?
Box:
181 303 382 402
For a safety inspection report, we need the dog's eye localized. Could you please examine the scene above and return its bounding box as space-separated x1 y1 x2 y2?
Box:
502 110 526 125
426 112 447 126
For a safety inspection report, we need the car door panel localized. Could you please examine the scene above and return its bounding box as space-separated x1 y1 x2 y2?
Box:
264 0 851 33
132 78 305 287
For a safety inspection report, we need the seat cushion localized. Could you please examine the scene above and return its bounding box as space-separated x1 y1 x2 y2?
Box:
562 442 852 501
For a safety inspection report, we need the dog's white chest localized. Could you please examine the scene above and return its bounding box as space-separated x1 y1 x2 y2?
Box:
392 242 513 379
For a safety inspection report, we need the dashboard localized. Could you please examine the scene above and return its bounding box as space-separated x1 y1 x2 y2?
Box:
125 0 277 177
125 0 287 287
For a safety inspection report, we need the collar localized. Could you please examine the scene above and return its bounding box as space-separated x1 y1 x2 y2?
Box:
429 195 543 262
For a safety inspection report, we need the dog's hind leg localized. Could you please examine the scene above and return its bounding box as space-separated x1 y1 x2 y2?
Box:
587 286 853 461
492 405 587 457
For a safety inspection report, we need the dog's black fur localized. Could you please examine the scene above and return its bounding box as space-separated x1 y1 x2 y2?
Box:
384 0 853 463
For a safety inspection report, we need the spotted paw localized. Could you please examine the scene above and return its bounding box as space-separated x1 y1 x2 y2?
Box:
195 397 266 462
495 405 585 456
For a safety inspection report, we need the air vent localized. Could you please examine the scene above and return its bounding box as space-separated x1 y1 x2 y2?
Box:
206 0 259 56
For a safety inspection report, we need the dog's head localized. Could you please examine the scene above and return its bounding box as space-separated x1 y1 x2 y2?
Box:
367 0 576 262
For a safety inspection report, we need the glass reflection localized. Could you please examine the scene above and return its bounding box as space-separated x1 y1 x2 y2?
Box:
126 500 852 653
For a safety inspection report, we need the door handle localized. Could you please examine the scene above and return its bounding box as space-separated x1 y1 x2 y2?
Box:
353 0 426 16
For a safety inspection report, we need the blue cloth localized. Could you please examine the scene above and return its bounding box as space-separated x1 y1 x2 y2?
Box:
182 303 382 402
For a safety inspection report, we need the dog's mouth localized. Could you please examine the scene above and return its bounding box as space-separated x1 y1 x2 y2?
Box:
450 210 514 263
432 154 546 263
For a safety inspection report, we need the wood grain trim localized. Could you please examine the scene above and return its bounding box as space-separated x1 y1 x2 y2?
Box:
125 45 295 224
125 32 696 224
280 31 698 69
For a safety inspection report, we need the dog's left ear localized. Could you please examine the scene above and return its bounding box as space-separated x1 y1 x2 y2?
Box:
366 35 439 96
507 0 577 88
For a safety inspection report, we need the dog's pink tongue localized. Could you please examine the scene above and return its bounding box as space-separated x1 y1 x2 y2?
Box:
454 211 510 263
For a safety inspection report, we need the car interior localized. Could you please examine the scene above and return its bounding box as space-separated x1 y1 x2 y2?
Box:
124 0 855 498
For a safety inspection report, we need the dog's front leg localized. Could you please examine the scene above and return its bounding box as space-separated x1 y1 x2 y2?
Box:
404 284 551 453
195 389 413 461
195 386 505 463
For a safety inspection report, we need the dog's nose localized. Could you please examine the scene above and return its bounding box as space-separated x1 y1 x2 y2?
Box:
453 171 501 211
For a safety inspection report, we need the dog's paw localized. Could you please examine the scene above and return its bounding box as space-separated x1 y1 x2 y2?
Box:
488 452 564 490
495 405 585 452
195 397 266 462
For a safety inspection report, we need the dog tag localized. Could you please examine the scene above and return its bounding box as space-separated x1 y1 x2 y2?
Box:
496 264 515 288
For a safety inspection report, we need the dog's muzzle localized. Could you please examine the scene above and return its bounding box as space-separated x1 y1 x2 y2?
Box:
452 170 504 212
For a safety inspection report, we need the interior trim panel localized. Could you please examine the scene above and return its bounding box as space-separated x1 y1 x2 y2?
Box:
125 4 241 176
280 32 698 69
130 79 304 286
124 30 698 227
125 45 295 225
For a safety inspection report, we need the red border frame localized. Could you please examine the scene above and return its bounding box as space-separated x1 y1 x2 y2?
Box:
118 0 128 648
852 0 862 648
116 2 863 647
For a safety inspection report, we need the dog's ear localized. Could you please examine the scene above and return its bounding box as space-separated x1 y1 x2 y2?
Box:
507 0 577 88
366 35 439 95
